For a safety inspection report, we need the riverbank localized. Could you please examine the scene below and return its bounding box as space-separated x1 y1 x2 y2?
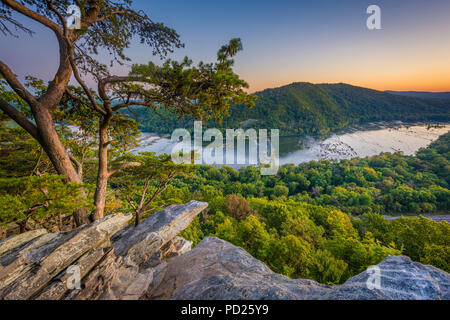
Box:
353 215 450 223
383 215 450 223
133 122 450 167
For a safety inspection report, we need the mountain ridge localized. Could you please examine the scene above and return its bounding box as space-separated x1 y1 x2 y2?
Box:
385 90 450 99
132 82 450 136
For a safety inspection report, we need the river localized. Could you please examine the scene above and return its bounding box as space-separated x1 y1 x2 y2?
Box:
133 122 450 166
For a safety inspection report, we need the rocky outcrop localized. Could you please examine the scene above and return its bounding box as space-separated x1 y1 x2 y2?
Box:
149 237 450 300
322 255 450 300
0 201 448 300
148 237 330 300
0 200 207 300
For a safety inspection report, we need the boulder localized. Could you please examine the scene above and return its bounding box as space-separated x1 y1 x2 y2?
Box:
148 237 450 300
35 247 108 300
322 255 450 300
148 237 329 300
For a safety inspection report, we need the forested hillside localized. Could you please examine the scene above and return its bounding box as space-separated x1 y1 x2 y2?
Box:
2 105 449 285
386 91 450 99
134 82 450 135
175 131 450 283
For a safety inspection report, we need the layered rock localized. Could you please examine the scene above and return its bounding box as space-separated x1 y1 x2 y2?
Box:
0 200 207 300
0 201 448 300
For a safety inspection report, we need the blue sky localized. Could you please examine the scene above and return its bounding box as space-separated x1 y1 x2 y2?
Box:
1 0 450 91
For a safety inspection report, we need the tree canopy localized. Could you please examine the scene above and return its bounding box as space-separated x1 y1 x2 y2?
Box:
0 0 254 223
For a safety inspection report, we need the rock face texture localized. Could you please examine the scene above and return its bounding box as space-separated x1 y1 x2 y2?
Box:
152 237 449 300
149 237 330 300
0 201 207 300
0 201 448 300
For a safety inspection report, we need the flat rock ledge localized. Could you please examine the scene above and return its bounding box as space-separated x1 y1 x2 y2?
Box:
0 201 448 300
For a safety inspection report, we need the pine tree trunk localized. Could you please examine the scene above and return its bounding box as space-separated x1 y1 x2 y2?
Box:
33 105 91 226
33 106 81 182
0 35 91 226
92 114 112 221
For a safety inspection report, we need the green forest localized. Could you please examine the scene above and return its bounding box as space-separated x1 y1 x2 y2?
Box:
175 131 450 283
0 0 449 294
2 103 449 284
134 82 450 136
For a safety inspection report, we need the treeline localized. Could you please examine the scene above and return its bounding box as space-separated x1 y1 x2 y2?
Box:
181 194 449 284
133 82 450 136
1 109 449 284
175 133 450 283
173 131 450 216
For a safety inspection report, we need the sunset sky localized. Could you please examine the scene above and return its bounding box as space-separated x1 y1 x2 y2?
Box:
1 0 450 92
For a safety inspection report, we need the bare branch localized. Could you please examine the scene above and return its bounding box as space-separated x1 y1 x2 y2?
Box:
68 53 106 115
0 96 41 143
2 0 73 108
140 177 174 213
94 10 134 22
112 100 157 111
68 153 82 177
107 161 141 177
45 0 68 38
64 87 88 105
30 147 43 176
98 75 146 104
0 60 38 106
0 13 33 36
1 0 62 35
126 197 137 211
137 179 151 210
104 139 116 147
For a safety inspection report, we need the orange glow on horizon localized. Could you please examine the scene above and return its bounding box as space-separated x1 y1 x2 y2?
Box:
245 77 450 94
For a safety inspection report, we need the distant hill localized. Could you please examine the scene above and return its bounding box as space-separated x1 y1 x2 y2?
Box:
132 82 450 136
385 91 450 99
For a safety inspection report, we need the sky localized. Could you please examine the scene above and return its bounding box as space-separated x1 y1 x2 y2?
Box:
1 0 450 92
